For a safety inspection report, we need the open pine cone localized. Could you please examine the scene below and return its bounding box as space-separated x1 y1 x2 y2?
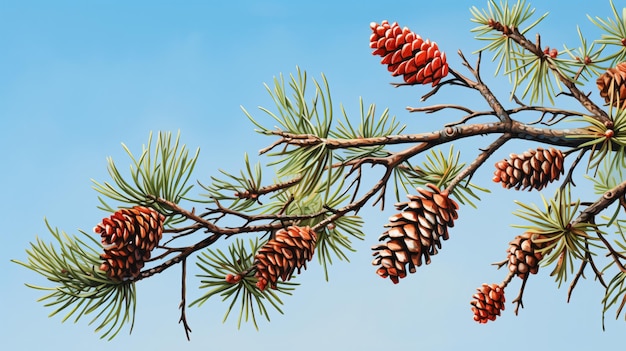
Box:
493 147 564 191
254 226 317 290
597 62 626 109
372 184 459 284
507 232 550 279
94 206 165 280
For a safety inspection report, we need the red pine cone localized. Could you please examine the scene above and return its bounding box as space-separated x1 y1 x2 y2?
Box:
597 62 626 109
493 147 564 191
94 206 165 280
254 226 317 290
372 184 459 284
370 20 449 86
470 283 505 323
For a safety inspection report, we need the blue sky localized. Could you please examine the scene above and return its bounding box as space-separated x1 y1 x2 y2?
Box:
1 1 623 350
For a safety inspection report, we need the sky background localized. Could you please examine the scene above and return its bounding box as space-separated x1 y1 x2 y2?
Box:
1 1 624 350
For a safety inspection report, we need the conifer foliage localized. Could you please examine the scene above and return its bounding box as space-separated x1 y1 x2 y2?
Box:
13 0 626 340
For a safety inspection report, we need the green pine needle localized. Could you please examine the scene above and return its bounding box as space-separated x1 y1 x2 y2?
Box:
12 221 136 340
91 131 202 225
191 239 297 330
512 187 598 287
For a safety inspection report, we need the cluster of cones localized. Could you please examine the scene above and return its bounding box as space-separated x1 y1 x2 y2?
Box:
471 232 550 323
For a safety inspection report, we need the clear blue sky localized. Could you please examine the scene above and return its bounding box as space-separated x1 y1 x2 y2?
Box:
1 1 622 350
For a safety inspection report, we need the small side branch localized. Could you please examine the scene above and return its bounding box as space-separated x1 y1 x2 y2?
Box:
447 133 512 192
456 50 513 124
512 274 530 315
560 148 588 190
179 258 192 340
234 175 302 200
497 25 610 124
571 180 626 227
567 250 588 303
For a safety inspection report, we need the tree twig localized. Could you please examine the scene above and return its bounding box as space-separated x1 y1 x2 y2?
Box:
179 258 192 341
496 25 610 125
512 274 530 315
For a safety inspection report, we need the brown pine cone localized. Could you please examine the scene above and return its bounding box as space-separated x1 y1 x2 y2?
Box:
94 206 165 280
370 20 449 86
597 62 626 109
492 147 564 191
372 184 459 284
470 283 505 323
507 232 548 279
254 226 317 290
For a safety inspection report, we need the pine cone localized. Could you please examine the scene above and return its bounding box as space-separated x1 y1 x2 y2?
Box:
470 283 505 324
94 206 165 280
372 184 459 284
254 226 317 290
492 147 564 191
507 232 548 279
370 20 449 86
597 62 626 109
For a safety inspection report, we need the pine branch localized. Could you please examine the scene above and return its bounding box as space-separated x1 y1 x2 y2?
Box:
261 122 592 152
446 133 511 192
455 50 513 123
492 23 611 124
571 179 626 227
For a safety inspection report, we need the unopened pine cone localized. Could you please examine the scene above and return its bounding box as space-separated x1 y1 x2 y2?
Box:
470 283 505 324
492 147 564 191
370 20 449 86
372 184 459 284
94 206 165 280
254 226 316 290
597 62 626 109
507 232 549 279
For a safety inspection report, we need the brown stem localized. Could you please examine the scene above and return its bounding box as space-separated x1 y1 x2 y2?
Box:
133 232 222 282
501 26 610 124
260 122 592 152
567 248 589 303
512 274 530 315
178 258 192 341
408 103 585 128
447 133 511 192
234 175 302 200
571 180 626 227
148 195 299 236
455 50 512 124
560 148 588 190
